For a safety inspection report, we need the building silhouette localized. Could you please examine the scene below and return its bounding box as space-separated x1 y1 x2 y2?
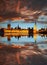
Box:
28 27 33 37
0 28 4 37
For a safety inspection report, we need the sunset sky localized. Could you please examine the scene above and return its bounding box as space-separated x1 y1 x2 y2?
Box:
0 0 47 19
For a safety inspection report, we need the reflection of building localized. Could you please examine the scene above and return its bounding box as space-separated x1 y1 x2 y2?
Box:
0 24 34 40
0 28 4 37
4 24 34 37
28 28 33 37
0 23 38 41
39 28 47 34
39 34 47 37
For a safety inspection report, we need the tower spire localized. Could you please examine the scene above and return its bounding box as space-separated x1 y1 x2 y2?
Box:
33 22 37 43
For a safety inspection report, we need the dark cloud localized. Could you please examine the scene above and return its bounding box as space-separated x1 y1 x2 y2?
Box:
0 0 19 18
23 0 47 10
31 0 47 10
0 0 47 18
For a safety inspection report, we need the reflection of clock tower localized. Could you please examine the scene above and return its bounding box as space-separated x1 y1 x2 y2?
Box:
33 22 37 42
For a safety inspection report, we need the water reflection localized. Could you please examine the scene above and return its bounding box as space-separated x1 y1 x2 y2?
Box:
0 22 47 65
0 22 47 44
0 43 47 65
0 34 47 44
